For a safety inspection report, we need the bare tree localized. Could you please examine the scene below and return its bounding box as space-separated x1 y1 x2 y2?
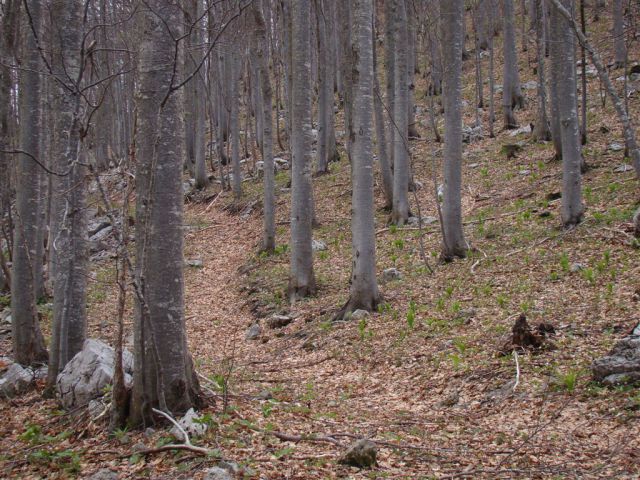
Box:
550 0 584 227
440 0 467 260
288 0 316 302
12 0 48 366
532 0 551 141
130 0 201 425
337 0 379 318
612 0 626 68
502 0 524 129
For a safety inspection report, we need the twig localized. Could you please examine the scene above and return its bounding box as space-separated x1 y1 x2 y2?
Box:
512 351 520 392
152 408 191 446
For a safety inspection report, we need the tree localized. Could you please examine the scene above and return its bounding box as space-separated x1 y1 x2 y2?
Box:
253 0 276 252
288 0 316 302
502 0 524 129
532 0 551 142
230 48 242 202
391 0 410 226
612 0 626 69
440 0 467 260
130 0 200 425
550 0 584 227
12 0 48 366
47 0 88 387
337 0 379 318
315 0 331 175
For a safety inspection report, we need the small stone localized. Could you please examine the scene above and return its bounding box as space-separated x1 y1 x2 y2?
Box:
117 433 131 445
312 239 327 252
339 439 377 468
468 163 480 168
203 467 233 480
88 399 105 418
609 142 625 152
218 460 241 475
169 408 208 441
132 442 147 452
267 315 293 329
518 169 531 176
245 323 262 340
455 308 476 323
144 427 156 438
185 258 204 268
522 80 537 90
570 262 586 273
350 309 369 321
382 267 402 282
613 163 633 173
1 309 11 324
87 468 119 480
255 389 273 400
509 124 533 136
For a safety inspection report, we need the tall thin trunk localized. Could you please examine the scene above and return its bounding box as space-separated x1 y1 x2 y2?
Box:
288 0 316 302
130 0 200 425
550 0 584 227
440 0 467 260
532 0 551 141
315 0 330 174
579 0 587 145
339 0 379 317
612 0 626 69
253 0 276 253
548 0 563 159
231 50 242 202
502 0 524 129
12 0 48 366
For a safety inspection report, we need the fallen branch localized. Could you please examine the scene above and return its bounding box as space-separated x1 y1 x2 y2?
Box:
513 351 521 392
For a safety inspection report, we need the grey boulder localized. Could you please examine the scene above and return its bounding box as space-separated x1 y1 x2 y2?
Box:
592 326 640 386
339 439 377 468
0 363 33 397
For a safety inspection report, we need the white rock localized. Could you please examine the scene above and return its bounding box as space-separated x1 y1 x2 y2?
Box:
609 143 624 152
56 339 133 409
522 80 537 90
383 267 402 282
312 239 327 252
509 124 533 136
614 164 633 173
351 309 370 321
0 363 32 397
203 467 233 480
169 408 208 441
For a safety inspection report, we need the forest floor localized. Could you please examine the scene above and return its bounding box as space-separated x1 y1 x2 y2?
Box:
2 16 640 480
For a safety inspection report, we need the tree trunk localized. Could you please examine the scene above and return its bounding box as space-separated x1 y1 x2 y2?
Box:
612 0 626 69
231 50 242 202
288 0 316 302
548 0 563 159
502 0 524 129
130 0 200 426
47 0 88 388
12 0 48 366
315 0 330 174
253 0 276 253
532 0 551 141
384 0 396 162
391 0 410 226
440 0 467 260
550 0 584 227
339 0 379 318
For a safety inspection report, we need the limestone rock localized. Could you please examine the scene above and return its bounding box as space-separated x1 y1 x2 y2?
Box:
203 467 233 480
312 239 327 252
339 439 377 468
382 267 402 282
267 314 293 329
169 408 208 441
350 309 369 321
87 468 119 480
56 339 133 409
245 323 262 340
592 328 640 386
0 363 33 397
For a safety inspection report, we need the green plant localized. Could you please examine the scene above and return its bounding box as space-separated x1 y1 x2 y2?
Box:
582 267 595 285
393 238 405 250
497 293 508 309
554 369 580 393
28 449 81 474
560 253 570 273
406 301 416 329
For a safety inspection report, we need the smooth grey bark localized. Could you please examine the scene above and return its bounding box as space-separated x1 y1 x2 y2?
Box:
288 0 316 302
373 12 394 210
407 6 419 139
502 0 524 129
550 0 584 227
548 0 563 159
230 50 242 202
384 0 396 162
440 0 467 260
131 0 200 425
253 0 276 252
426 2 442 96
337 0 353 158
339 0 379 317
612 0 626 68
47 0 89 388
488 4 496 138
547 0 640 176
532 0 551 141
192 0 208 188
315 0 330 174
579 0 587 145
12 0 48 366
391 0 410 226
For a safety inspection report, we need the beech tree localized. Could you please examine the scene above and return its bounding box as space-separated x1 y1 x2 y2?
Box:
338 0 379 318
502 0 524 129
12 0 48 367
612 0 626 69
288 0 316 302
130 0 200 424
440 0 467 259
550 0 584 227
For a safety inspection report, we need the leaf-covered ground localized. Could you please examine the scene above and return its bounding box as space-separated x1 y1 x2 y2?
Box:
1 10 640 480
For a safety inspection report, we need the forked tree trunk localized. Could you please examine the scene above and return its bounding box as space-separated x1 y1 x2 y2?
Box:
440 0 467 260
288 0 316 302
12 0 48 367
130 0 200 425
